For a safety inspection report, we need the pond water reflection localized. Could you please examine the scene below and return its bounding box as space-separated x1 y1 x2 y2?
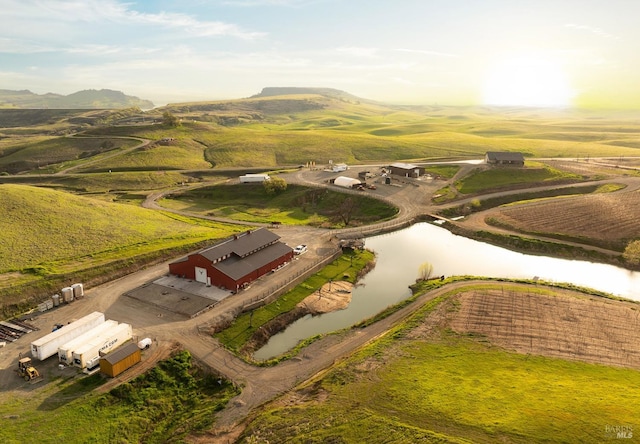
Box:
254 223 640 360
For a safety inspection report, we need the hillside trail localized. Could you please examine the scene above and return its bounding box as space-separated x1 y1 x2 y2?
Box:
55 135 151 175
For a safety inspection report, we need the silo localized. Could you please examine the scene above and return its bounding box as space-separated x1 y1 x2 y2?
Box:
71 283 84 299
52 294 60 307
62 287 74 303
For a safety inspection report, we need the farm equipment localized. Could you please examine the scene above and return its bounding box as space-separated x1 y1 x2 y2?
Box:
17 357 41 381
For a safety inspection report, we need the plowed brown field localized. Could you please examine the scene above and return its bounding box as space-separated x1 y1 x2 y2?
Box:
448 289 640 369
489 189 640 248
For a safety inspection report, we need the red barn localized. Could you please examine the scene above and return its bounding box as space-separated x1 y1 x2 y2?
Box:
168 228 294 291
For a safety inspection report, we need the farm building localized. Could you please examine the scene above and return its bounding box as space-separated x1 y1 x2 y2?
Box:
485 152 525 166
168 228 294 291
99 342 141 378
388 163 425 178
333 176 362 189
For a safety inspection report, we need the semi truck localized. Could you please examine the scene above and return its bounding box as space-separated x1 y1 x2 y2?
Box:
72 322 133 369
57 320 118 365
239 174 270 183
30 312 105 361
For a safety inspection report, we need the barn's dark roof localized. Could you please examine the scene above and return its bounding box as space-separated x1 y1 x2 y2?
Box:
100 342 139 365
199 228 280 261
485 151 525 162
214 242 293 281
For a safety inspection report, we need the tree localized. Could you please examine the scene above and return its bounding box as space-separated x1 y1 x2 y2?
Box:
623 240 640 265
418 262 434 281
162 111 180 127
263 176 287 195
335 196 357 226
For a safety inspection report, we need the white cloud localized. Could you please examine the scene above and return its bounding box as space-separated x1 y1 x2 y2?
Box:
395 48 459 58
564 23 620 40
3 0 265 40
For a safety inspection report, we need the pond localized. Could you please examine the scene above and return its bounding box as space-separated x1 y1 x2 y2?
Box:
254 222 640 360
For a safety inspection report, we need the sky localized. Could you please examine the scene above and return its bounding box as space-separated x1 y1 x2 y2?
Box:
2 0 640 108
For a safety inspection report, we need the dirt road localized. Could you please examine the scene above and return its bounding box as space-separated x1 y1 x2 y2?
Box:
2 160 639 440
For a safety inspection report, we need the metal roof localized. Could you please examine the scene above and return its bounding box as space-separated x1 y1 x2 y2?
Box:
199 228 281 261
485 151 525 162
100 341 139 365
390 162 419 170
214 242 293 281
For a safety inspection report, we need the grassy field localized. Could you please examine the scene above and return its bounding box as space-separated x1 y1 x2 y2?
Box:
0 184 244 274
3 97 640 177
159 183 398 227
240 290 640 443
0 136 138 174
0 184 246 316
0 351 239 443
455 163 582 195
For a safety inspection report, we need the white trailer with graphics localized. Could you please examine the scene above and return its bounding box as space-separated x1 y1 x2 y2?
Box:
72 323 133 369
57 320 119 365
30 312 105 361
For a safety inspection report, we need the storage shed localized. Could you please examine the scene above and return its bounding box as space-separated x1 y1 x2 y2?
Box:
99 342 141 378
333 176 362 189
485 151 525 166
388 163 424 178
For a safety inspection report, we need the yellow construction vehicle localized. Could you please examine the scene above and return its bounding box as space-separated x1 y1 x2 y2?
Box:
17 357 40 381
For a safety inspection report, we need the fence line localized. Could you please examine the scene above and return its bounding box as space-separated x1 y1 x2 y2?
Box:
240 248 342 313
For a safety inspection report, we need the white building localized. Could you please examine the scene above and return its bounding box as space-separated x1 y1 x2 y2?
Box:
333 176 362 188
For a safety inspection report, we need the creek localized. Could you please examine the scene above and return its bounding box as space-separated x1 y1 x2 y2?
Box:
254 222 640 360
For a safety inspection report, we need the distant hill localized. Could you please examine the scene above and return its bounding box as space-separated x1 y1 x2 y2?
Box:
251 87 375 104
0 89 154 109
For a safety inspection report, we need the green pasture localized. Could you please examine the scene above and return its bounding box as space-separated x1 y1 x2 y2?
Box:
77 105 640 172
455 163 582 194
0 136 137 174
0 184 244 273
159 183 398 227
0 351 239 443
216 250 375 355
74 137 213 172
242 291 640 444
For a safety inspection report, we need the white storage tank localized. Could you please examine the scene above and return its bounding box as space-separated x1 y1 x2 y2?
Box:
72 323 133 369
61 287 74 303
71 283 84 299
58 320 118 364
52 294 60 307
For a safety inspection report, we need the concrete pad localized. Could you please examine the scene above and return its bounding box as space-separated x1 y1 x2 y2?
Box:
124 274 234 317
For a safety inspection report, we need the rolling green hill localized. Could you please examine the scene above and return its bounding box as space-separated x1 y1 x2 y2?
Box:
3 91 640 176
0 184 240 274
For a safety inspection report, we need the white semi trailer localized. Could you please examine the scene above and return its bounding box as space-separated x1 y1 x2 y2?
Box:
72 322 133 369
30 312 105 361
57 320 119 365
239 174 270 183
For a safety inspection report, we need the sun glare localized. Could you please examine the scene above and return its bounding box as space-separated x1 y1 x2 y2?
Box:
483 56 573 108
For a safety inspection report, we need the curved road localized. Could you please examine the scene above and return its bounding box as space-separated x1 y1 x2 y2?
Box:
3 159 639 440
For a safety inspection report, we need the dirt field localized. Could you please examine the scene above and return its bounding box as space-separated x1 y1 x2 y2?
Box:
297 281 353 314
444 288 640 369
488 188 640 248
